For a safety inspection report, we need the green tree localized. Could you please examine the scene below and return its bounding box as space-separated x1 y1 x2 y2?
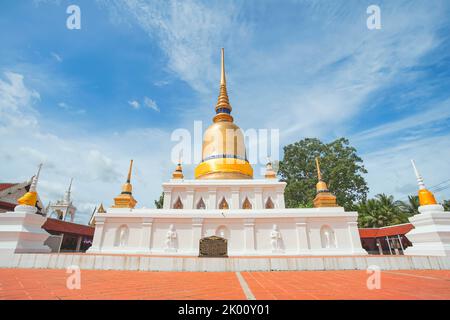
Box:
154 192 164 209
278 138 368 209
443 200 450 211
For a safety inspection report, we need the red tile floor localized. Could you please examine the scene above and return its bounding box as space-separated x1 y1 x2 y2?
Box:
0 268 449 300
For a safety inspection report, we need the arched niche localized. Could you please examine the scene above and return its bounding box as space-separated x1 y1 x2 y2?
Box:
215 225 230 239
242 197 252 209
173 197 183 209
218 197 229 209
320 225 336 249
265 197 274 209
196 197 206 209
115 225 129 247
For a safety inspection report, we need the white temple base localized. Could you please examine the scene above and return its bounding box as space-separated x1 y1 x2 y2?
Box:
0 208 51 259
88 207 367 256
404 205 450 256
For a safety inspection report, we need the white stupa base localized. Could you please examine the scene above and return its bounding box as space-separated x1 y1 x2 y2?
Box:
0 208 51 261
404 205 450 256
87 207 367 256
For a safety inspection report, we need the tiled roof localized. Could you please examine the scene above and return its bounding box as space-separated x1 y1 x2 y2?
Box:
42 218 95 237
0 183 17 192
359 223 414 238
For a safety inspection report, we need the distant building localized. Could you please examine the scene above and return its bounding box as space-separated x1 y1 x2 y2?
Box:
0 178 94 253
359 223 414 255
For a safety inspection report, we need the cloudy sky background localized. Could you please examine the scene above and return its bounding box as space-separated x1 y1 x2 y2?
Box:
1 0 449 223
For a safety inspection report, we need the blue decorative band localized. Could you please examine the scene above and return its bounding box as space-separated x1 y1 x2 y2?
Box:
203 154 248 162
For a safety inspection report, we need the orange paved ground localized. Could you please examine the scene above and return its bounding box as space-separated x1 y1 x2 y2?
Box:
0 269 449 300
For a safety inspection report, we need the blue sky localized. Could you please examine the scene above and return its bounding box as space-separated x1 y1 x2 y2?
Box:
1 0 450 223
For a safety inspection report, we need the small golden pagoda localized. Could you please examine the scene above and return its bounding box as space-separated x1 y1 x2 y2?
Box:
264 160 277 179
411 159 437 206
17 163 42 207
113 160 137 208
313 157 337 208
194 48 253 180
172 162 184 179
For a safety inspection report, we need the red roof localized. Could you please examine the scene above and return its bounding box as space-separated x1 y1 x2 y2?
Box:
359 223 414 238
0 183 17 192
0 200 16 211
42 218 95 237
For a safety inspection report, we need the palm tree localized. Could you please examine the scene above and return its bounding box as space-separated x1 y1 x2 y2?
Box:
356 194 410 228
443 200 450 211
397 195 419 216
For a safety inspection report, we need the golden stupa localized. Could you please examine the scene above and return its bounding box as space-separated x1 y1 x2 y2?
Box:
313 157 337 208
411 159 437 206
194 48 253 180
17 163 42 207
113 160 137 208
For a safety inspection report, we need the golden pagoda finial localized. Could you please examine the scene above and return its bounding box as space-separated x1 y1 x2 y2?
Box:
17 163 42 207
172 159 184 180
411 159 437 206
265 158 277 179
313 158 337 208
126 159 133 183
113 160 137 208
315 157 328 193
213 48 233 123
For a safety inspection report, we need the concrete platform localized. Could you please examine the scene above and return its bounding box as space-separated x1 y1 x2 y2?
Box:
1 253 449 271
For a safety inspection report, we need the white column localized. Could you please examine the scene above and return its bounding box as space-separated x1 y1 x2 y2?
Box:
139 217 153 253
244 218 256 253
231 187 240 209
276 189 285 208
88 217 105 253
208 188 216 209
254 187 263 209
191 218 204 254
347 220 366 254
163 190 172 209
295 219 310 254
186 190 195 209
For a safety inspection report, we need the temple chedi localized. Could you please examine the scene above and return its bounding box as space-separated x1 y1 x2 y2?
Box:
88 49 367 257
195 48 253 180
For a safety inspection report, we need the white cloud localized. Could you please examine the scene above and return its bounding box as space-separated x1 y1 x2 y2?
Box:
128 100 140 109
143 96 159 112
51 52 63 63
0 72 173 224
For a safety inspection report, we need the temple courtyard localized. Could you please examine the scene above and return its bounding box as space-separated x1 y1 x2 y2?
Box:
1 269 449 300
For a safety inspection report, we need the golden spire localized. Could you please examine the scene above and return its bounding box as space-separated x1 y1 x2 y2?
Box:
313 158 337 208
213 48 233 123
17 163 42 207
315 157 329 193
113 160 137 208
411 159 437 206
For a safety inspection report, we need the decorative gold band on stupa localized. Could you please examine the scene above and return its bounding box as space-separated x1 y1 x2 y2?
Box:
313 157 337 208
213 48 233 123
113 160 137 208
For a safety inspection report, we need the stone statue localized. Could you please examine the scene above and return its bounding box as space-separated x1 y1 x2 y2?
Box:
270 224 282 251
119 227 128 247
166 224 177 251
323 230 331 248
